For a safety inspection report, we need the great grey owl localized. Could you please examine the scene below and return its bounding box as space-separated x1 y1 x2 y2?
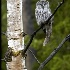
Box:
35 0 53 46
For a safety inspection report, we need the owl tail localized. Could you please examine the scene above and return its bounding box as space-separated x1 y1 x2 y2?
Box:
43 35 50 46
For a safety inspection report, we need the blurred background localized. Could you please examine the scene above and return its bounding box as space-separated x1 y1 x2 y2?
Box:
1 0 70 70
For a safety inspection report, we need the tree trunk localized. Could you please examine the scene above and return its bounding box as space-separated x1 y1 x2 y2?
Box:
22 0 36 70
6 0 27 70
22 0 34 35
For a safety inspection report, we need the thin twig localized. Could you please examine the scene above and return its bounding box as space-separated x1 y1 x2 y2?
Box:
1 58 6 61
24 0 64 54
38 34 70 70
24 44 41 64
1 32 7 36
29 49 41 64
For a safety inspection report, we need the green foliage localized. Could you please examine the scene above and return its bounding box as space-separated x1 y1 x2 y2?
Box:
1 0 7 70
47 55 70 70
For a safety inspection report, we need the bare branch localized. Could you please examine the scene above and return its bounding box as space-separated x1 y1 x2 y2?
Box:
29 49 41 64
38 34 70 70
20 32 27 37
44 0 64 25
23 0 64 54
24 44 41 64
1 32 7 37
1 58 6 61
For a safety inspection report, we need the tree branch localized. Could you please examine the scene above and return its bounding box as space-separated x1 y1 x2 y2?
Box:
29 49 41 64
44 0 64 24
23 0 64 54
1 32 7 37
24 44 41 64
38 34 70 70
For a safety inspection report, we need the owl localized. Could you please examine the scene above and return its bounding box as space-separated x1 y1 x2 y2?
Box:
35 0 53 46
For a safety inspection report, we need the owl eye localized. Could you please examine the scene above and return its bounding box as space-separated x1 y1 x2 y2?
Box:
37 5 42 9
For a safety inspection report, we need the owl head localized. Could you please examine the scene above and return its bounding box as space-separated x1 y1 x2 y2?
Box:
36 0 49 9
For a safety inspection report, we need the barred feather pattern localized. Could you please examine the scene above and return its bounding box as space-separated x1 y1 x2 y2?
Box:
35 0 53 46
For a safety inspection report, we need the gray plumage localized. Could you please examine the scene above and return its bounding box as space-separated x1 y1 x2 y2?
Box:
35 0 53 46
